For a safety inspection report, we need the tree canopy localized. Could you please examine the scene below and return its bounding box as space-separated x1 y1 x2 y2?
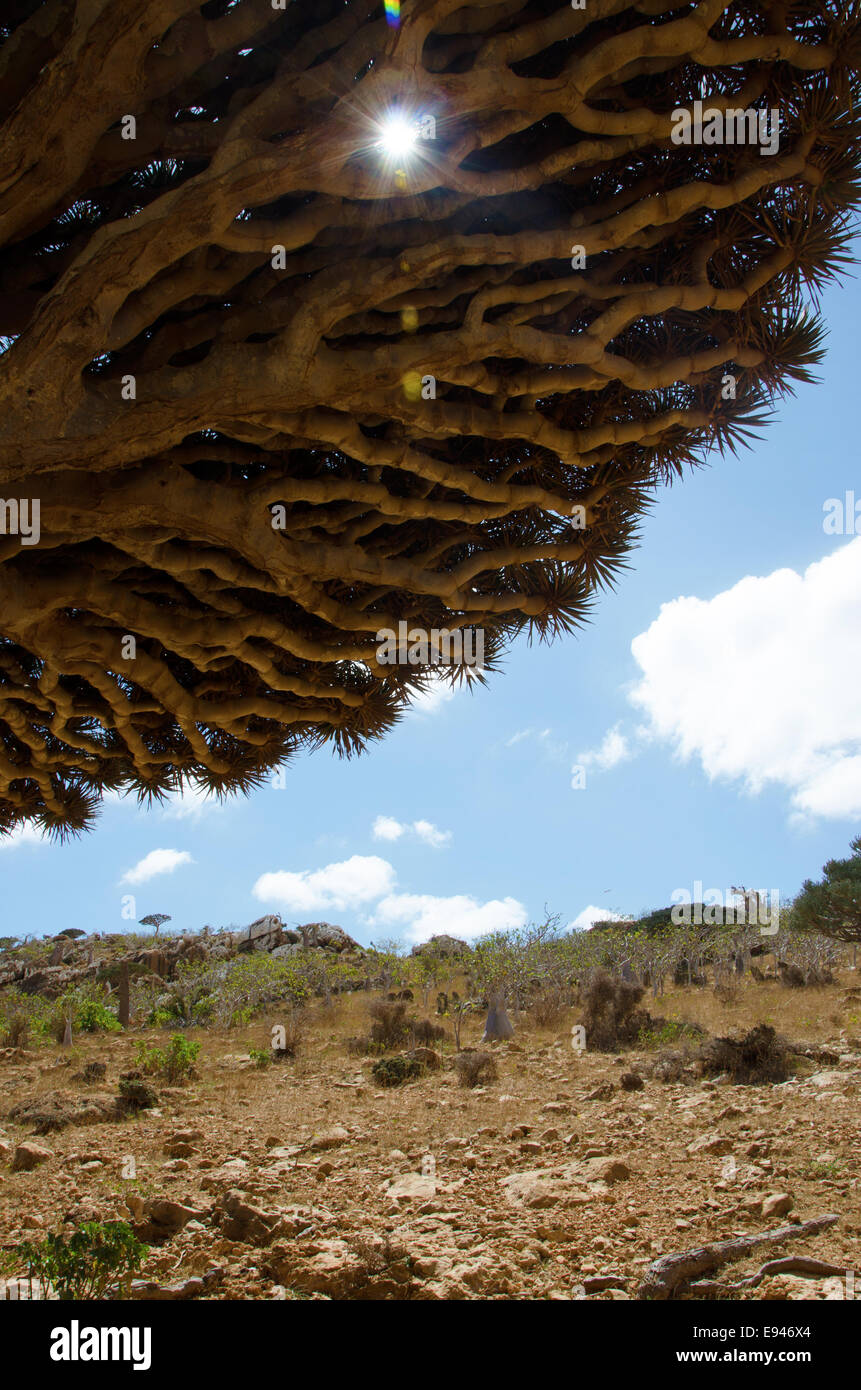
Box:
1 0 859 837
793 836 861 944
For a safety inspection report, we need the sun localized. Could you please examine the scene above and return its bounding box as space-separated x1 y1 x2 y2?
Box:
376 113 419 161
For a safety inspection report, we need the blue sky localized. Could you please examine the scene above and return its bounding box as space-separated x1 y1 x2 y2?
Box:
3 249 860 946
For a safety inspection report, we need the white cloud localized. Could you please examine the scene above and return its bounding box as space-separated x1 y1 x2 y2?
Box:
0 823 48 851
372 892 527 944
568 905 624 932
252 855 396 915
406 674 457 716
576 724 633 774
372 815 406 842
505 727 568 761
629 538 861 820
161 784 224 821
120 848 194 885
412 819 451 849
372 815 451 848
506 727 548 747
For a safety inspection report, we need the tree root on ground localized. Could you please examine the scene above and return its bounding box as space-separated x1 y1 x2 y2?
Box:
636 1215 839 1300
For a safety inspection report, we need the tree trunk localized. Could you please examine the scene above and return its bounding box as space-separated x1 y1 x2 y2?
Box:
482 992 514 1042
118 962 130 1029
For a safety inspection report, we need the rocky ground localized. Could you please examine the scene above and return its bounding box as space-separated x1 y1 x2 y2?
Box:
1 973 859 1301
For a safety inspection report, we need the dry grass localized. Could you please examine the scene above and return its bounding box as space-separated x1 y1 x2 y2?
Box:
454 1050 498 1088
633 955 861 1044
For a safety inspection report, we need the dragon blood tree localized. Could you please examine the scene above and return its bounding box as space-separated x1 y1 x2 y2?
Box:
0 0 859 837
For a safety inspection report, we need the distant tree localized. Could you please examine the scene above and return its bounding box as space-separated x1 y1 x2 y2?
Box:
793 839 861 945
139 914 171 939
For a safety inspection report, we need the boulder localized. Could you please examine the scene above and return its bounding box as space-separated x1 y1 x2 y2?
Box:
213 1190 282 1246
128 1195 205 1242
411 935 471 959
686 1133 734 1157
387 1173 437 1203
11 1140 54 1172
236 914 284 954
761 1192 794 1219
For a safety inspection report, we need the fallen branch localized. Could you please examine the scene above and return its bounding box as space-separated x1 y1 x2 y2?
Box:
636 1215 839 1300
128 1265 225 1302
738 1256 851 1289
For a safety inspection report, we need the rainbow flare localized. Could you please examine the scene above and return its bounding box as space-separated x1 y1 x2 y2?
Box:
384 0 401 27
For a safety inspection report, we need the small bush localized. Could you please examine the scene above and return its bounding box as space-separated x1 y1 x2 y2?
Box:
363 1001 445 1054
346 1035 385 1057
271 1010 303 1058
76 1000 122 1034
638 1017 704 1049
529 986 569 1028
118 1074 158 1110
15 1221 148 1300
371 1056 424 1087
713 983 738 1006
455 1050 497 1088
698 1024 792 1084
580 971 652 1051
410 1018 445 1046
135 1034 200 1085
2 1013 29 1048
249 1047 271 1068
368 1000 410 1048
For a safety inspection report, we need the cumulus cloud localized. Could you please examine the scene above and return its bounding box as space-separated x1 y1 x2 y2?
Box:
629 538 861 820
252 855 396 914
372 892 528 944
372 815 451 848
412 819 451 849
120 848 194 885
575 724 633 775
372 815 405 842
568 905 625 932
0 823 48 851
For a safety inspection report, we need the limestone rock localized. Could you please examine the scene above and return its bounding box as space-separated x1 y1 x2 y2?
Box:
11 1140 53 1172
686 1133 734 1157
387 1173 437 1202
761 1192 794 1219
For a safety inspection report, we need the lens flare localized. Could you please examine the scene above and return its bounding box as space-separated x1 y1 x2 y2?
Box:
376 114 418 159
384 1 400 27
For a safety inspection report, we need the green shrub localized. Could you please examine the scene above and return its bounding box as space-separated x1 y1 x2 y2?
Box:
371 1056 424 1087
249 1047 271 1068
135 1033 200 1084
191 996 214 1025
638 1018 695 1048
15 1222 148 1300
75 1000 121 1033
